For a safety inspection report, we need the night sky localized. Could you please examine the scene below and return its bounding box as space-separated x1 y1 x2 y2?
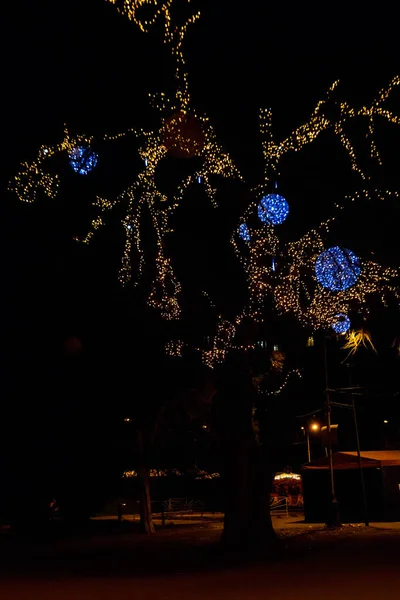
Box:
1 1 400 502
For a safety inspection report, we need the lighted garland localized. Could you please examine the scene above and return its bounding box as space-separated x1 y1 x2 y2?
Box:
106 0 198 38
315 246 361 292
69 146 98 175
9 0 400 378
232 76 400 280
9 0 242 323
331 313 351 335
258 193 289 225
105 1 400 344
107 0 201 111
255 77 400 189
259 369 303 396
231 189 400 335
10 107 240 322
9 128 96 203
239 223 250 241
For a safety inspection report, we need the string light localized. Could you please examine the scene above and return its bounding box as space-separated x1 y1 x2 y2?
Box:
274 472 301 481
9 0 400 381
315 246 361 292
258 194 289 225
231 189 400 335
271 350 285 372
123 468 184 478
165 339 184 357
239 223 250 242
9 10 241 322
69 146 98 175
100 3 400 377
253 77 400 188
259 369 303 396
107 0 201 111
9 127 95 203
331 313 351 335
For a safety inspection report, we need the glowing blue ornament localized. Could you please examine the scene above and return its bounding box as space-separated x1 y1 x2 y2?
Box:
69 146 98 175
315 246 361 292
258 193 289 225
331 313 351 334
239 223 250 241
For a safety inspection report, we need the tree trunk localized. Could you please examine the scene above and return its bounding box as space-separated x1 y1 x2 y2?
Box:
221 436 276 551
136 429 155 534
214 355 277 552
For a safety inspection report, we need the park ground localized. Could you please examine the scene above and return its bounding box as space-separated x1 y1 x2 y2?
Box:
1 514 400 598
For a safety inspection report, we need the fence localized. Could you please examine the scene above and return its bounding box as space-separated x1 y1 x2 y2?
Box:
270 495 289 516
115 494 301 523
161 497 204 517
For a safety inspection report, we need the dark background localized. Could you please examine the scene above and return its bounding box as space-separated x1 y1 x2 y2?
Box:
1 1 400 516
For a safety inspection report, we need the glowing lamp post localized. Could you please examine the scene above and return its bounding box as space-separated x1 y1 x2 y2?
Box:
304 421 320 463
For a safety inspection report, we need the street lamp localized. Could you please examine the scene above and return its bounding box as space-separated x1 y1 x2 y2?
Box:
304 421 320 463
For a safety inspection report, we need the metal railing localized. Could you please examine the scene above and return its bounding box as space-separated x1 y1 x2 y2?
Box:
161 497 204 516
270 495 289 516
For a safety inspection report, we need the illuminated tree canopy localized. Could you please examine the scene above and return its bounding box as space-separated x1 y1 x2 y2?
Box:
9 0 400 378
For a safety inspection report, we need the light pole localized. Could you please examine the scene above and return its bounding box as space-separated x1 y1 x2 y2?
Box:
324 335 341 527
351 392 369 526
301 422 320 462
309 422 320 462
346 364 369 527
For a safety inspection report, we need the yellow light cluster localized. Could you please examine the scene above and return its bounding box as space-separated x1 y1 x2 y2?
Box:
274 473 301 481
75 98 239 318
271 350 285 373
107 0 198 39
107 0 171 33
341 329 377 361
165 340 184 357
260 369 303 396
10 2 400 386
107 0 201 110
123 468 183 478
10 1 241 324
10 163 59 204
9 128 93 203
148 255 182 320
251 77 400 189
11 104 239 325
165 312 250 369
232 189 400 334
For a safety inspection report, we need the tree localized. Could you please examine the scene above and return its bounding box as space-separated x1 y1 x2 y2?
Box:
8 0 400 546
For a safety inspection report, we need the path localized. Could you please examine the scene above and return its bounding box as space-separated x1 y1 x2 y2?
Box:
0 518 399 598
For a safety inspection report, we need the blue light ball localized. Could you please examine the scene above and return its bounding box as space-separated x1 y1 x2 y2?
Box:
239 223 250 241
258 193 289 225
315 246 361 292
69 146 98 175
331 313 351 334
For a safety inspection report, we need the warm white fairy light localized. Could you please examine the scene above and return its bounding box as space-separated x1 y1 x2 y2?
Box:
9 1 400 382
9 10 241 323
